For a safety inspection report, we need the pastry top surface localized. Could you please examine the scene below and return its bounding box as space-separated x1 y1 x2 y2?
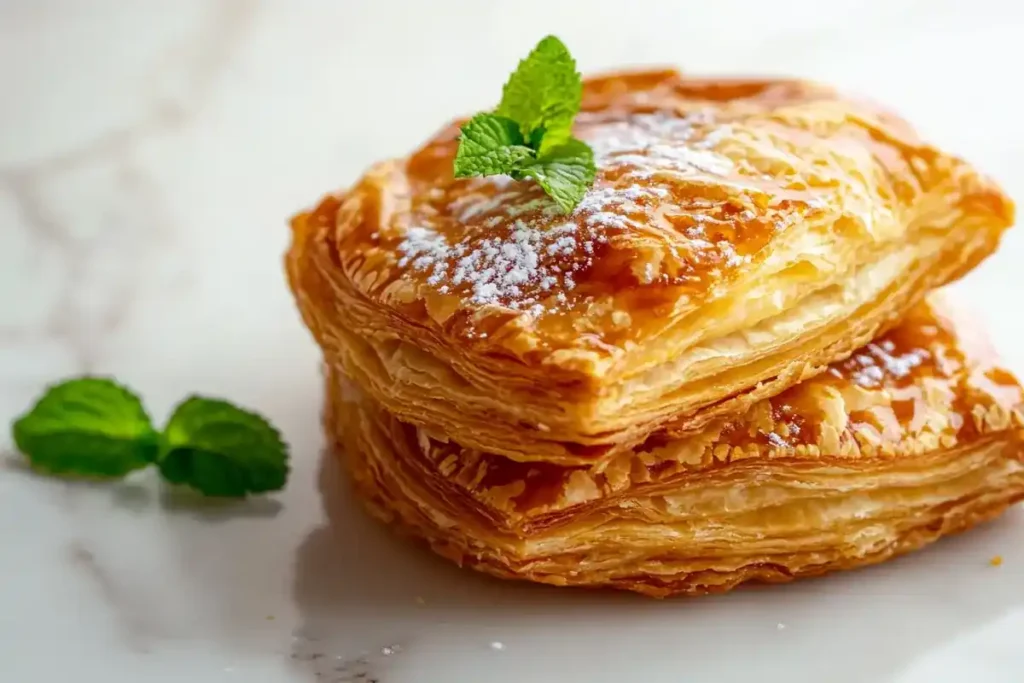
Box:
299 69 1010 376
375 300 1024 522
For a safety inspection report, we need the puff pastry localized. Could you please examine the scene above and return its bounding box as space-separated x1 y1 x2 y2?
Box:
287 70 1013 465
329 299 1024 597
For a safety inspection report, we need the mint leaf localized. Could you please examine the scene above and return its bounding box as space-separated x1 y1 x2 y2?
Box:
452 35 595 212
8 377 292 499
158 396 288 497
514 138 596 214
12 378 159 478
495 35 582 151
454 113 535 178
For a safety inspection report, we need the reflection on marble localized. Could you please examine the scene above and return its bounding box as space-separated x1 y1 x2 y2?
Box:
2 1 1024 681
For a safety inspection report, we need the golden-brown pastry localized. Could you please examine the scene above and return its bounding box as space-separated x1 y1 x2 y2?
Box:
287 70 1013 465
330 299 1024 597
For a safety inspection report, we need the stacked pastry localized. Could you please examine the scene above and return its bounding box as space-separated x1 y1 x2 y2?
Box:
286 70 1022 596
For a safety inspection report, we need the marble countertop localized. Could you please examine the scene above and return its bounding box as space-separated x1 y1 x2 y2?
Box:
3 2 1024 682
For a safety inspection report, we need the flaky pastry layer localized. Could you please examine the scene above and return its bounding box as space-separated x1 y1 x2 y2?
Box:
288 70 1014 464
327 300 1024 596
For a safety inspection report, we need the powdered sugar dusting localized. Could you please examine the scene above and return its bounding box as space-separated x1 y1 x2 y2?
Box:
586 112 735 178
397 227 449 269
397 220 604 313
845 339 931 388
446 111 734 235
394 111 739 316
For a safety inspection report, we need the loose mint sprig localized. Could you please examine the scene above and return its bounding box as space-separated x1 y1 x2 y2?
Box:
11 377 289 498
453 35 596 213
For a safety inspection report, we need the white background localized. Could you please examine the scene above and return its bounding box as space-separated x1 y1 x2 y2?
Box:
2 1 1024 681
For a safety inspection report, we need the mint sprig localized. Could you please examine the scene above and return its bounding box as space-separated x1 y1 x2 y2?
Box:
10 377 289 498
495 36 583 152
453 35 595 213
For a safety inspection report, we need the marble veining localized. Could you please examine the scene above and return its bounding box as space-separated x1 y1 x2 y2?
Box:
2 2 1024 682
67 540 172 653
0 0 255 373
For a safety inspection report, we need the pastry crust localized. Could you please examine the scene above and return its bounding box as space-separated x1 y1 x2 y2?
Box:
327 300 1024 597
288 69 1014 465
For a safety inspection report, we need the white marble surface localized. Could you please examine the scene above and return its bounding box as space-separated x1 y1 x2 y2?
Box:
2 1 1024 681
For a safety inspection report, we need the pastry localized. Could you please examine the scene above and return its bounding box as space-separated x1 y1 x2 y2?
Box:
287 69 1013 465
329 299 1024 597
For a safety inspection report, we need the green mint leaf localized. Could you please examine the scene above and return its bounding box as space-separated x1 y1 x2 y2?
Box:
527 126 547 150
495 35 582 151
453 113 535 177
11 378 159 478
158 396 289 498
513 138 596 214
453 36 595 212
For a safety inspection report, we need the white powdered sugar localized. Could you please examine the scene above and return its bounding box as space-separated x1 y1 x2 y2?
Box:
447 112 733 235
394 111 739 315
397 220 604 311
586 112 735 178
849 339 930 387
397 227 450 270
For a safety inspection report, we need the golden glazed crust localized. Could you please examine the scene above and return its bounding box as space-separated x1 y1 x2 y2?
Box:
328 300 1024 597
288 69 1014 465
